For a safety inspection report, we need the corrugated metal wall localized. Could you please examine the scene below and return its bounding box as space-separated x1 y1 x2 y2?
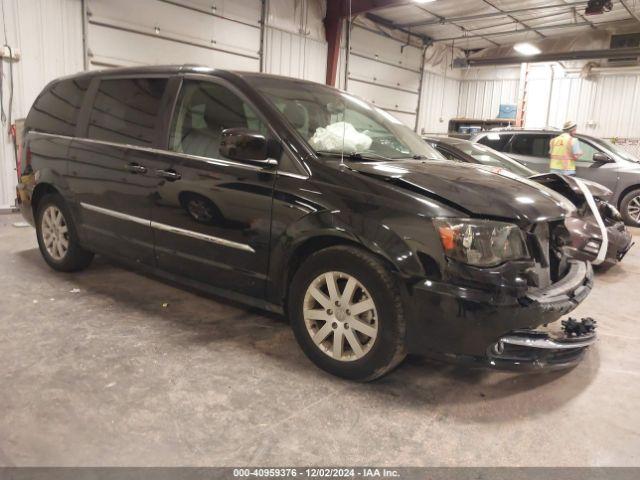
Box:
454 64 640 140
263 26 327 83
527 67 640 138
0 0 84 210
418 71 460 134
457 68 520 120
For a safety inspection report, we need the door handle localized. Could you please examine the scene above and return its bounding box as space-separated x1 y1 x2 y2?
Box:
156 169 182 181
125 162 147 174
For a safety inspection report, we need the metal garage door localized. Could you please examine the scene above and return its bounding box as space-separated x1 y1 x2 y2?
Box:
346 25 422 128
85 0 261 71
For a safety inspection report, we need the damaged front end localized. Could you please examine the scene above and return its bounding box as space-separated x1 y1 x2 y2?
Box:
407 219 596 372
531 173 633 268
487 317 597 370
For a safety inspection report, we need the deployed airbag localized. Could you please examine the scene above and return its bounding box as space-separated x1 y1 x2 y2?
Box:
309 122 372 153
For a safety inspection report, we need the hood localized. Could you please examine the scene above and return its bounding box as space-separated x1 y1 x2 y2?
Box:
530 173 612 202
346 160 575 224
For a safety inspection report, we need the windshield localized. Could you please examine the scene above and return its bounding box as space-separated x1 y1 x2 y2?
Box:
453 142 534 177
249 77 444 161
598 139 640 163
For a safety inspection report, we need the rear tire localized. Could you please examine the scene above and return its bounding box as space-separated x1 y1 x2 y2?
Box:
35 193 94 272
288 246 407 381
620 188 640 227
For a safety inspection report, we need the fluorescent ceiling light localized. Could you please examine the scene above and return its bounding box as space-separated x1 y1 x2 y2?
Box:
514 42 541 56
414 0 437 3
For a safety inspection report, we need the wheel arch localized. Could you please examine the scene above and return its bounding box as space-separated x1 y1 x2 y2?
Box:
617 184 640 208
280 234 400 311
31 183 60 217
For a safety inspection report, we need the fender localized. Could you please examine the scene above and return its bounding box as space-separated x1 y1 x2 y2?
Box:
266 208 440 306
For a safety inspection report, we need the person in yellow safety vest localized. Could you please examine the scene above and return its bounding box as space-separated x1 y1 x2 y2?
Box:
549 120 583 176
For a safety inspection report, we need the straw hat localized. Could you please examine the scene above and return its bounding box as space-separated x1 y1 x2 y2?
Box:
562 120 578 131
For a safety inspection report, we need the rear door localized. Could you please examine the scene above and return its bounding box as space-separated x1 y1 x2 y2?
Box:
67 76 171 265
505 134 554 172
150 76 277 298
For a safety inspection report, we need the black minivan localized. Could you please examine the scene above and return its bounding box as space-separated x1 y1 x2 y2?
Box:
17 66 596 380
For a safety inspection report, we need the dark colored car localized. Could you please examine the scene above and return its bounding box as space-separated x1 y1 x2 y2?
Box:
17 66 596 380
471 129 640 227
425 136 633 269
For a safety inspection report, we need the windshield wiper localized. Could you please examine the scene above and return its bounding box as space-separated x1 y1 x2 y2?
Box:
316 151 390 162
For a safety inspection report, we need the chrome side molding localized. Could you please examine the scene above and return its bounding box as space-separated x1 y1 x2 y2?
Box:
80 202 255 253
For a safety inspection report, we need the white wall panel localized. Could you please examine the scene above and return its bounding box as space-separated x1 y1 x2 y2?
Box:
263 27 327 83
346 25 422 127
347 80 418 117
525 66 640 139
267 0 326 41
88 23 259 70
0 0 84 209
87 0 261 70
348 54 420 91
418 71 460 134
457 78 519 119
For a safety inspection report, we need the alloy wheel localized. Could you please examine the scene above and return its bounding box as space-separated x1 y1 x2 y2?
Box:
628 195 640 223
302 271 378 362
41 205 69 261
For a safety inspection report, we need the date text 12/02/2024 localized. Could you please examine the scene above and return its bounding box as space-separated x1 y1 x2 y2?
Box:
232 468 400 478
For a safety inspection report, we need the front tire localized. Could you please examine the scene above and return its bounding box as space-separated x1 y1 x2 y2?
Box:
620 188 640 227
288 246 407 381
35 193 94 272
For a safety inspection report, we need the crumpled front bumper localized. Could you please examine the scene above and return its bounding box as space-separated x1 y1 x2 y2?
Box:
405 260 595 370
485 327 596 371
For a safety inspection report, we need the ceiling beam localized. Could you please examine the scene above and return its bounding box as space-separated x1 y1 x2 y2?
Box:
365 12 433 43
481 0 546 38
348 0 414 17
431 19 626 43
396 1 587 28
620 0 640 26
414 4 501 46
454 47 640 67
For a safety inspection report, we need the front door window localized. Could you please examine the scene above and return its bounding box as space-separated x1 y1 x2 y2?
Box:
169 80 266 159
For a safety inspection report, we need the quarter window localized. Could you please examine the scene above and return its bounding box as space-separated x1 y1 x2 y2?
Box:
87 78 168 146
477 134 512 152
509 135 552 157
26 78 90 135
169 80 266 159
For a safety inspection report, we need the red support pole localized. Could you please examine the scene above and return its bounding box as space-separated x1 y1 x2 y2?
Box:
325 0 345 86
324 0 413 86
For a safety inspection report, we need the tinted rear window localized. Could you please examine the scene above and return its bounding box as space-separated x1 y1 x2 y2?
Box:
476 134 512 151
87 78 168 146
26 78 90 135
509 134 552 157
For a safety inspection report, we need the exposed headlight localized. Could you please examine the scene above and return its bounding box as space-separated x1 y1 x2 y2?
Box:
433 218 529 267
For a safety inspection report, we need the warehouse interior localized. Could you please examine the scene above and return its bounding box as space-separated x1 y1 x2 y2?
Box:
1 0 640 471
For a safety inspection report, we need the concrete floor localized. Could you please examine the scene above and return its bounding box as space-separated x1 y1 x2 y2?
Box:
1 212 639 467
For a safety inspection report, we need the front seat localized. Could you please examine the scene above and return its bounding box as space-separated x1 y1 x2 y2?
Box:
179 86 248 158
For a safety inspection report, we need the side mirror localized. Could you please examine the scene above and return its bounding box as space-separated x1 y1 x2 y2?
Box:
219 128 279 165
592 152 614 164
